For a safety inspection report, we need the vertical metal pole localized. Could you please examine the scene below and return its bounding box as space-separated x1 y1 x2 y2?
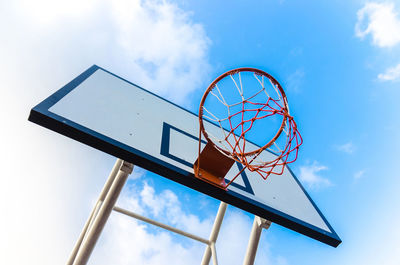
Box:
201 202 227 265
210 242 218 265
71 160 133 265
242 216 271 265
67 159 123 265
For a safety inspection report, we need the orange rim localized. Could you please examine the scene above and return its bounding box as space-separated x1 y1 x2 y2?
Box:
198 67 289 157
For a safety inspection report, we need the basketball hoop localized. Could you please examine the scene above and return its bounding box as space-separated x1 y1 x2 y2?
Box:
194 68 302 190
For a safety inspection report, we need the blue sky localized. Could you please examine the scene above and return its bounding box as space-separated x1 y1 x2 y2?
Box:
1 0 400 264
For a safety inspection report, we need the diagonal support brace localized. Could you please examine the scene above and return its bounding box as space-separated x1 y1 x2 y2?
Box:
67 159 133 265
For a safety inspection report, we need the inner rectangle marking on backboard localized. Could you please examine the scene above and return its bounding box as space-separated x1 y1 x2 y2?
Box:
160 122 254 194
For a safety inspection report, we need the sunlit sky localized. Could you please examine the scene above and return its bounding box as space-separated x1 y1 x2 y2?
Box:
1 0 400 264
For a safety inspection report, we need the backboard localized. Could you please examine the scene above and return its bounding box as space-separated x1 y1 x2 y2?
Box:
28 65 341 247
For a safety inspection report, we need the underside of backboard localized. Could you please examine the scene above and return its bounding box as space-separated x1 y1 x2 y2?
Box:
28 65 341 247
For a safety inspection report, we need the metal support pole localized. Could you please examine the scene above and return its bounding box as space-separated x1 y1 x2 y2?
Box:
210 242 218 265
68 160 133 265
201 202 227 265
67 159 123 265
113 206 210 245
242 216 271 265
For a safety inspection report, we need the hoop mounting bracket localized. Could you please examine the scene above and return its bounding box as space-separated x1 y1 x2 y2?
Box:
194 142 235 190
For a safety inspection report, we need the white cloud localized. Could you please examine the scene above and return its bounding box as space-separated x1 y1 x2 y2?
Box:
109 0 211 103
11 0 211 105
299 162 331 189
335 141 356 154
19 0 98 25
378 63 400 81
140 182 165 216
129 181 213 238
354 170 366 180
0 0 211 264
355 2 400 48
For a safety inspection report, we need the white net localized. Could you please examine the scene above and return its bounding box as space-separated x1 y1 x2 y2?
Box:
199 68 302 181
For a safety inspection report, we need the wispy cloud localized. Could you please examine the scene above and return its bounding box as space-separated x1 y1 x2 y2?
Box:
335 141 356 154
354 170 366 180
129 167 147 180
276 256 289 265
378 63 400 81
355 2 400 48
285 68 305 92
299 161 331 189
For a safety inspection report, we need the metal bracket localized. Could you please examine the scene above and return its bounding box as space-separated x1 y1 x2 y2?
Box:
119 160 133 174
194 142 235 189
257 217 271 230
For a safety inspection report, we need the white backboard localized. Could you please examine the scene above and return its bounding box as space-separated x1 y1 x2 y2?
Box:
29 65 341 247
